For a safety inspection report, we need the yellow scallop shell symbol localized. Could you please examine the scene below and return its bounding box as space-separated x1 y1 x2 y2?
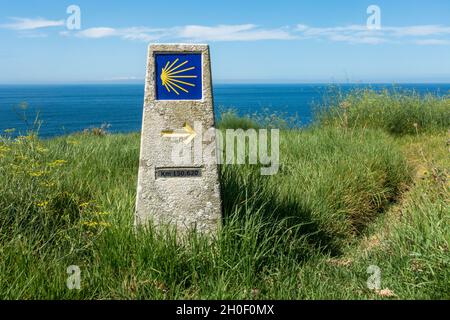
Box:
160 59 197 95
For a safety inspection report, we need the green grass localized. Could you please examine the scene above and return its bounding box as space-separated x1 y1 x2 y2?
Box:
223 127 411 254
0 90 448 299
317 88 450 135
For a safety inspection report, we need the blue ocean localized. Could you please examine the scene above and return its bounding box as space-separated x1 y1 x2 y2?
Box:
0 84 449 137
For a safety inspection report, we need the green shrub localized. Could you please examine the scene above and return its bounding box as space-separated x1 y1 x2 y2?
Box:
217 108 301 130
217 109 260 130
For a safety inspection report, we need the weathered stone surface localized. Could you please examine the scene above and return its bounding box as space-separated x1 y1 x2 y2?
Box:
135 44 222 235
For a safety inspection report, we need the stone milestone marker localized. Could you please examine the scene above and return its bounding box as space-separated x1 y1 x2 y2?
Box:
135 44 222 235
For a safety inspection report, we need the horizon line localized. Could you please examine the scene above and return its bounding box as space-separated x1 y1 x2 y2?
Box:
1 81 450 86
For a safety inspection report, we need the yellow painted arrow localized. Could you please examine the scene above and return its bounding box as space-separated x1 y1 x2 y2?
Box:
161 122 196 144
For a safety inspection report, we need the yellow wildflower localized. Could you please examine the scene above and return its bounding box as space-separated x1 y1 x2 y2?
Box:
98 222 111 227
82 221 99 228
36 146 49 153
81 221 111 228
95 211 110 216
0 146 11 153
67 140 80 145
40 181 56 188
79 202 91 208
37 201 49 208
48 159 68 167
29 170 45 177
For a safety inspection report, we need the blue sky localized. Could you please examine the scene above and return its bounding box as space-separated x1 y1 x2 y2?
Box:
0 0 449 84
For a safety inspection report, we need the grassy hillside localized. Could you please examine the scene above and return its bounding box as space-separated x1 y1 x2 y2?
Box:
0 90 448 299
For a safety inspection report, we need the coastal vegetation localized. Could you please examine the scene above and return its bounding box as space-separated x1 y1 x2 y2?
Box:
0 90 448 299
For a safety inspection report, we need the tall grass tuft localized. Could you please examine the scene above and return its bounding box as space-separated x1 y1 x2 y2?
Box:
317 89 450 135
221 127 412 254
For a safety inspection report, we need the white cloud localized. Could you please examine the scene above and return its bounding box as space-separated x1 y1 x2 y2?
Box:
75 27 167 42
294 24 450 45
414 39 450 45
387 25 450 37
119 27 168 41
1 17 64 30
296 24 368 37
295 24 389 44
329 34 386 44
74 24 293 42
2 16 449 46
175 24 294 41
76 27 117 38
